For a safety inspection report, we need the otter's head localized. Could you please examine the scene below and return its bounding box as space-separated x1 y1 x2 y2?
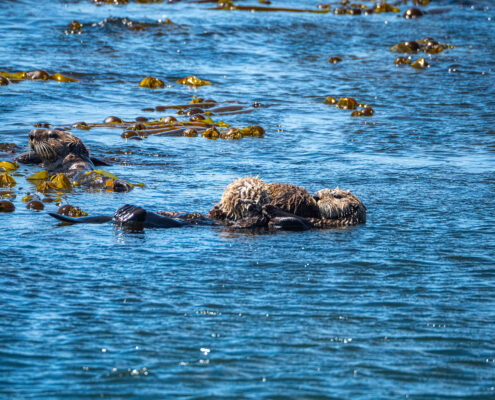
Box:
209 176 270 221
29 129 89 170
313 188 366 224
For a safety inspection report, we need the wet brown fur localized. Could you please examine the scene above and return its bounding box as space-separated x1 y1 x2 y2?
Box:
29 128 94 178
267 183 319 218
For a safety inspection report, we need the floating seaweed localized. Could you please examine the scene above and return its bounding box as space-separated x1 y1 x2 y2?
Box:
0 200 15 212
65 17 175 34
0 161 19 172
0 172 16 188
0 70 78 83
391 38 454 55
57 205 88 217
324 96 374 117
177 76 212 87
212 1 331 13
140 76 165 89
93 0 165 5
411 57 429 69
391 38 453 70
67 98 265 140
26 169 142 193
325 1 401 15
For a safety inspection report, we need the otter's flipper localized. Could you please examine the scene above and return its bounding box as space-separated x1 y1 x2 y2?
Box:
48 212 113 224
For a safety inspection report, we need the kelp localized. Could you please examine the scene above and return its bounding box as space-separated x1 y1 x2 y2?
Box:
65 17 175 34
57 205 88 217
325 96 374 117
212 0 330 13
0 200 15 212
73 170 144 191
0 70 79 83
140 76 165 89
0 172 16 188
391 38 454 55
93 0 165 5
66 97 264 141
0 161 19 172
177 76 212 87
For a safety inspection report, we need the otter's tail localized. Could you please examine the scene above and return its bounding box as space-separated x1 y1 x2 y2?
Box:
48 213 113 224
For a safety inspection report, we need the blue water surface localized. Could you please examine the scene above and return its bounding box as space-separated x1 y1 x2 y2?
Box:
1 0 495 398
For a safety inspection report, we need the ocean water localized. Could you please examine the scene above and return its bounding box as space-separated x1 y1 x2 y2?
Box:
1 0 494 398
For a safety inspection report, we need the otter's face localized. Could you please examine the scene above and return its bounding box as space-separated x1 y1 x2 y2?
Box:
313 188 365 222
29 129 89 168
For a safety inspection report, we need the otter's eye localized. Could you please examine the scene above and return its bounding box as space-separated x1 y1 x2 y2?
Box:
48 132 59 139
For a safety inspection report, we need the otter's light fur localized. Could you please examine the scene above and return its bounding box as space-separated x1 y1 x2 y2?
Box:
312 188 366 226
208 176 269 221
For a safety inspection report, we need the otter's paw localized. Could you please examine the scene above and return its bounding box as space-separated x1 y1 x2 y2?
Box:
15 151 42 164
114 204 147 225
268 216 313 232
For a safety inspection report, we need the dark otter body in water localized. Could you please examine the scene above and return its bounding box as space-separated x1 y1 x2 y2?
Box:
49 204 185 230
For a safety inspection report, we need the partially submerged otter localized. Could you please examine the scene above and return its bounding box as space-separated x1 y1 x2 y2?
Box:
17 128 132 191
48 176 366 233
208 177 366 230
26 128 93 179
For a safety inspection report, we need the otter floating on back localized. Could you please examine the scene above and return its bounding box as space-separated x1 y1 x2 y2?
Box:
47 176 366 233
208 177 366 230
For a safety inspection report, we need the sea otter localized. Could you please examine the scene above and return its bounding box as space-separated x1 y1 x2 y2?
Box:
49 204 185 230
17 128 132 191
27 128 93 179
47 177 366 232
208 177 366 230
